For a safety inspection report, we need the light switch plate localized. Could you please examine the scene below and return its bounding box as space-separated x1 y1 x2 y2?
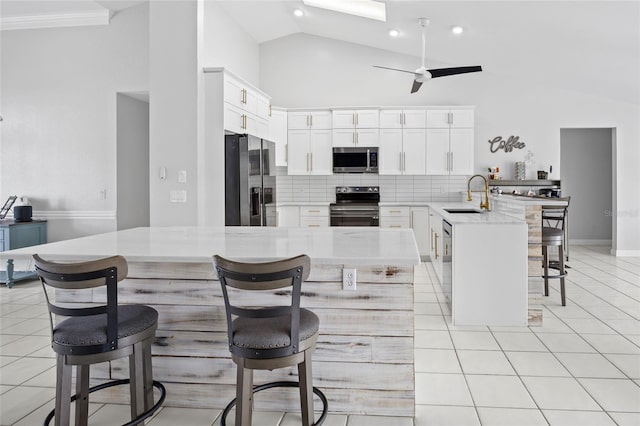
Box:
342 268 356 291
178 170 187 183
170 190 187 203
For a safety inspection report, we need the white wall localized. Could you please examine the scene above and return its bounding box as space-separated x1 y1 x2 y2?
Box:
149 0 201 226
117 93 149 230
202 1 260 85
260 33 640 254
0 3 149 241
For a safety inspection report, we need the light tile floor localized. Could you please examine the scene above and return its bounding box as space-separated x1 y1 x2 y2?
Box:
1 246 639 425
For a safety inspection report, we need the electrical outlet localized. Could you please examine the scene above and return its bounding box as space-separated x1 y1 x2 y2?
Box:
342 268 356 291
178 170 187 184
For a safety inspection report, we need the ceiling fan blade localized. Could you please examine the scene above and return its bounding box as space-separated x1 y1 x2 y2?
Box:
428 66 482 78
373 65 416 75
411 80 423 94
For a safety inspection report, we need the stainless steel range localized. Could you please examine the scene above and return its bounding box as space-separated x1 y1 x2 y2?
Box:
330 186 380 227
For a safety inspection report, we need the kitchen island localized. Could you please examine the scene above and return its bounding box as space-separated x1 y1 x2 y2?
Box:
1 227 421 417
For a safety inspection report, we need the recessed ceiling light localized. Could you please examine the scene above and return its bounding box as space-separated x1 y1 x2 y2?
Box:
452 25 464 35
388 29 399 37
293 9 304 17
302 0 386 22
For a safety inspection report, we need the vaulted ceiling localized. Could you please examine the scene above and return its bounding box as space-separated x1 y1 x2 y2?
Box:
2 1 638 105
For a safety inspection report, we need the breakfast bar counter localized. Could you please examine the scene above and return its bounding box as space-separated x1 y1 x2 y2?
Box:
1 227 421 417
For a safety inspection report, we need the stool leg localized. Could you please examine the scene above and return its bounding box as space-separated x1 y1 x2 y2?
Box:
298 349 315 426
142 339 154 410
236 359 254 426
130 341 145 420
559 245 566 306
74 364 90 426
55 354 72 426
542 245 549 296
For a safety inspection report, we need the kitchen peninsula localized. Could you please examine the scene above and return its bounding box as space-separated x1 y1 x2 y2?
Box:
1 226 420 417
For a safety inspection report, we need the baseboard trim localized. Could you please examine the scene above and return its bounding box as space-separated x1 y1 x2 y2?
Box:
611 249 640 257
570 239 611 246
5 210 117 221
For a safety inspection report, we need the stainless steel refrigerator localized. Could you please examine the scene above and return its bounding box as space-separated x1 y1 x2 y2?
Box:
225 134 276 226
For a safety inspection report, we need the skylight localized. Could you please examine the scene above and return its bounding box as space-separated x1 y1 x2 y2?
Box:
302 0 386 22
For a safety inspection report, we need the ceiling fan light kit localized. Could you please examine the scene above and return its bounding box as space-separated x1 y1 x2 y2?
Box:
373 18 482 93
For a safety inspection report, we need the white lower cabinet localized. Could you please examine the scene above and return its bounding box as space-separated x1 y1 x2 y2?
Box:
429 208 444 282
379 206 410 228
410 207 430 258
276 206 299 227
379 206 429 258
299 205 329 227
277 205 329 227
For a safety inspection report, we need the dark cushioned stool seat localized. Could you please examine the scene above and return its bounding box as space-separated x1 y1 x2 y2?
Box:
233 309 319 349
54 305 158 348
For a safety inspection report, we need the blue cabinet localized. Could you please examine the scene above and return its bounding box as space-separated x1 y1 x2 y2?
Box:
1 220 47 288
0 220 48 251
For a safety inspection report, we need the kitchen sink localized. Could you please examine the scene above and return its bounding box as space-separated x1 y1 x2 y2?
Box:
444 208 482 214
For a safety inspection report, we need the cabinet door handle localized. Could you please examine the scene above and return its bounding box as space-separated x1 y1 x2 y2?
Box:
402 112 405 126
399 152 403 170
356 132 359 145
450 152 454 172
269 104 272 117
403 152 406 171
306 153 310 171
390 210 401 213
366 148 370 171
310 152 313 172
310 114 313 127
390 225 402 228
356 112 359 126
285 144 288 162
352 112 355 125
309 210 320 213
445 243 449 256
434 233 439 259
307 115 310 127
353 132 355 145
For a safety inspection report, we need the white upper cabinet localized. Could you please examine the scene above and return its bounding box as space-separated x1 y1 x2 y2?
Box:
332 110 379 147
379 128 426 175
332 110 379 129
425 108 475 176
426 128 475 175
379 109 426 129
426 109 474 129
287 129 332 176
288 111 332 130
221 71 271 139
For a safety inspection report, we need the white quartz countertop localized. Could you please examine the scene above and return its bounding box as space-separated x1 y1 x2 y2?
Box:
1 227 421 266
276 202 330 207
428 203 524 225
490 194 568 206
379 202 430 207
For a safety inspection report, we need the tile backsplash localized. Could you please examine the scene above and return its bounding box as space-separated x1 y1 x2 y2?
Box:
274 168 470 203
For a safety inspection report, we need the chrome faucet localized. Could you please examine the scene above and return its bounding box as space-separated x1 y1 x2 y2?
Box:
467 174 490 211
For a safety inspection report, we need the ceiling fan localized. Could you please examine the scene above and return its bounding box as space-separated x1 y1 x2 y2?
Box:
374 18 482 93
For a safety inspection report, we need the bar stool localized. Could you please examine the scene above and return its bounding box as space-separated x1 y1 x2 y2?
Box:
213 254 328 426
541 197 571 306
34 254 166 426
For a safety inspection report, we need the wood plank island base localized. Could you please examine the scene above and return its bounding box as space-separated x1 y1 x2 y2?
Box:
1 227 421 417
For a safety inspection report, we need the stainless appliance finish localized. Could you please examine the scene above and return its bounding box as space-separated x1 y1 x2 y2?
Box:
442 220 453 307
225 134 276 226
330 186 380 227
332 147 378 174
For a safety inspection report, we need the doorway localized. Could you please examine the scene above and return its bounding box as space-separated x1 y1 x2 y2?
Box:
116 92 150 230
560 128 614 249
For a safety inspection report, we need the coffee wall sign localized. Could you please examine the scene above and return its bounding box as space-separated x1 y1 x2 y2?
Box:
488 136 526 153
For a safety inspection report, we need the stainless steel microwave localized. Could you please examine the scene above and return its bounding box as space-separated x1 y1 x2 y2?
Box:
332 147 378 173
